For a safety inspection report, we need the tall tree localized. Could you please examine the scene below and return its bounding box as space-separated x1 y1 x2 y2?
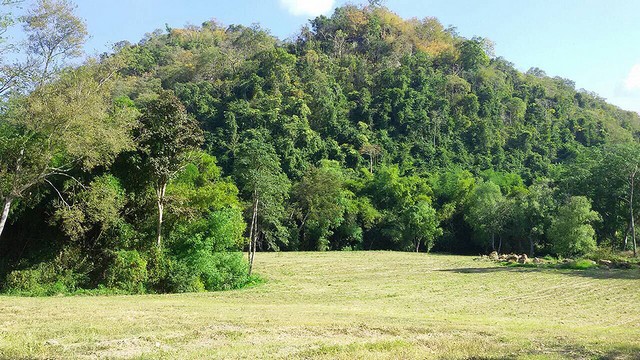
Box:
0 0 95 241
465 181 511 252
548 196 600 257
604 144 640 256
515 180 555 256
234 134 290 275
403 199 441 252
0 64 135 241
23 0 88 82
293 160 348 251
137 90 203 248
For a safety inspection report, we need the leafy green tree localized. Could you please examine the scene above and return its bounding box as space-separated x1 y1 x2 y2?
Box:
137 90 203 248
234 133 290 274
602 144 640 256
293 160 349 251
430 168 476 252
457 38 490 71
465 181 511 252
548 196 599 257
403 199 441 252
558 144 640 254
166 151 241 227
366 166 440 250
514 180 556 256
0 65 135 241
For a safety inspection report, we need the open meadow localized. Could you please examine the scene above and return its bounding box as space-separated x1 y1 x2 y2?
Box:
1 252 640 359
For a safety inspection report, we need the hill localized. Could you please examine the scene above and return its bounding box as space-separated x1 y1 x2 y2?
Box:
2 2 640 295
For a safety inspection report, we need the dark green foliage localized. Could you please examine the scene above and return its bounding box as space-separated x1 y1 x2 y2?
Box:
3 247 93 296
105 250 148 294
293 161 350 251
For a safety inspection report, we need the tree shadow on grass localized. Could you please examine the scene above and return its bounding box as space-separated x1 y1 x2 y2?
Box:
524 343 640 360
438 265 640 280
464 343 640 360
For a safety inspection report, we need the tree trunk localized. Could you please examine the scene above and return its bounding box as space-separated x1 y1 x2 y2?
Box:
632 214 637 257
623 223 630 251
415 239 420 253
0 197 12 240
491 233 495 252
247 201 255 264
631 168 637 257
156 182 167 248
248 191 258 276
528 234 534 257
632 176 637 257
498 235 502 254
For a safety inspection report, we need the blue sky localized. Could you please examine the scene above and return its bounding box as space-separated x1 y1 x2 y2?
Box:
50 1 640 113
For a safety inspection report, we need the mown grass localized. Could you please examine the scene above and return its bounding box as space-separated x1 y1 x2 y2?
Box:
1 252 639 359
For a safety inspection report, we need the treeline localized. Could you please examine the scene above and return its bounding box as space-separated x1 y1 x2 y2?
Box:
1 1 639 295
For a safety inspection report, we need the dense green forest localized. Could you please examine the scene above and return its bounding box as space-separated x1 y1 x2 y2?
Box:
1 0 639 295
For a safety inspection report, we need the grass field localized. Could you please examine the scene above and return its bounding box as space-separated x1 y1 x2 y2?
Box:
1 252 640 359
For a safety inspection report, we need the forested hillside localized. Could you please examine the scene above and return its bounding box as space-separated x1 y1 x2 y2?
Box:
1 1 639 294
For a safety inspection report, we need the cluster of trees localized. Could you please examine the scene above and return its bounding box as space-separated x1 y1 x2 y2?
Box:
1 1 639 294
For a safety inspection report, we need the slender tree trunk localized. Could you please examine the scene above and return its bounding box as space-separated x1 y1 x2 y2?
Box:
248 191 258 276
498 235 502 254
1 149 24 241
632 171 637 257
491 233 495 252
156 182 167 248
250 231 258 273
247 200 256 264
528 234 534 257
0 197 12 240
632 213 637 257
415 239 420 253
623 223 630 251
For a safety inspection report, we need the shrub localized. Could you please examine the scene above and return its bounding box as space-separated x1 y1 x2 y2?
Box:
145 247 171 293
165 260 205 293
199 252 249 291
4 263 77 296
3 247 93 296
105 250 148 294
169 249 249 292
560 259 599 270
164 209 250 292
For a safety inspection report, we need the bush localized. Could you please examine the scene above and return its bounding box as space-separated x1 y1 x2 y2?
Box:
164 210 251 292
145 248 248 293
3 247 93 296
5 263 75 296
199 252 249 291
167 250 249 292
145 247 171 293
560 259 598 270
146 248 203 293
165 260 205 293
105 250 148 294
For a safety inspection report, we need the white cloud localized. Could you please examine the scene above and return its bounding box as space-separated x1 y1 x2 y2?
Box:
624 63 640 91
279 0 335 17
